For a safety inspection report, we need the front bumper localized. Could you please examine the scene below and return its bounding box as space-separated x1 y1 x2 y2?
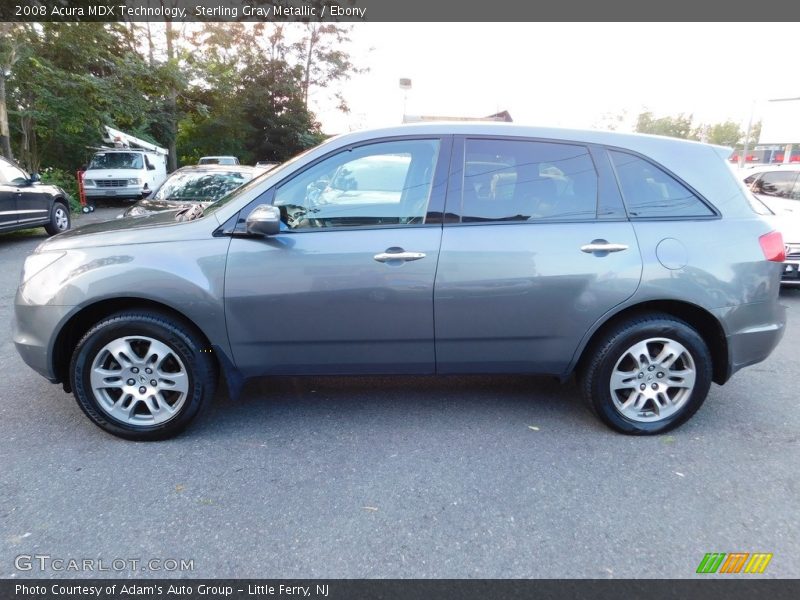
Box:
84 185 144 199
12 299 74 383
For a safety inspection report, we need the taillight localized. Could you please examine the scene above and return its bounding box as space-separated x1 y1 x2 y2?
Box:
759 230 785 262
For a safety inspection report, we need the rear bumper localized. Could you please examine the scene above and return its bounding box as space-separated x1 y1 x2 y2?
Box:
714 300 786 381
780 258 800 284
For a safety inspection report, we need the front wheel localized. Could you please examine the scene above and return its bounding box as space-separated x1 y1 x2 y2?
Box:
44 202 70 235
579 313 712 435
70 311 217 440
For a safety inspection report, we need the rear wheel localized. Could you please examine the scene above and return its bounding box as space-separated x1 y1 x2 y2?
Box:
580 313 712 434
44 202 70 235
70 311 216 440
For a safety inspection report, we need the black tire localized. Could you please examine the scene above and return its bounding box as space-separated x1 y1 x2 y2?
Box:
44 201 70 236
69 311 217 441
579 312 712 435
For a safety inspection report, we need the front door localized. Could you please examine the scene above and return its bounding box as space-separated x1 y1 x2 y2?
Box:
224 137 449 377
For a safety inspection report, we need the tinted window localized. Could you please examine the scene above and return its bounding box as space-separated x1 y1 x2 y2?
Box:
274 139 440 229
460 139 598 222
754 171 799 200
609 150 714 218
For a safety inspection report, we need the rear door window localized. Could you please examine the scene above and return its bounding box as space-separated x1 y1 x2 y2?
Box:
460 138 598 222
608 150 714 218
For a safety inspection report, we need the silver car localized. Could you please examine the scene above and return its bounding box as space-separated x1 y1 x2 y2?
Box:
12 123 786 440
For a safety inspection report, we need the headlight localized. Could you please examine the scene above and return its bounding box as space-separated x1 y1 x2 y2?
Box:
20 251 66 284
128 178 142 185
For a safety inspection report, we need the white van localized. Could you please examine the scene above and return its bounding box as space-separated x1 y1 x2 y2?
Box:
82 127 168 201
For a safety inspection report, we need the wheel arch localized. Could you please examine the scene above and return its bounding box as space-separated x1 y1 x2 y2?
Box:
52 297 237 394
571 300 729 385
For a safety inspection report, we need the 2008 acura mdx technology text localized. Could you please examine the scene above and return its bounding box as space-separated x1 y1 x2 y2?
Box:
12 124 786 440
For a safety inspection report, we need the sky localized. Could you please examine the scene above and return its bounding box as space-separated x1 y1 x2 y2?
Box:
309 23 800 136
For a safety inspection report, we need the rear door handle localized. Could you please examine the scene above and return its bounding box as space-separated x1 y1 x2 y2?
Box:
580 241 629 254
373 249 426 263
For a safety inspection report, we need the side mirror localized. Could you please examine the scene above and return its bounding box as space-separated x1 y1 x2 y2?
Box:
29 173 41 184
245 204 281 236
147 163 156 171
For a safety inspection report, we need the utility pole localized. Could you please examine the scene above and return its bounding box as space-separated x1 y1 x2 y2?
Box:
740 101 755 169
399 78 411 123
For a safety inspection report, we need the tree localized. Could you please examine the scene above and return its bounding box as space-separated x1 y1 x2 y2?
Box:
594 109 628 132
5 21 361 173
292 23 366 113
8 23 170 172
178 24 323 164
746 121 762 148
705 120 743 147
635 111 697 140
0 23 26 159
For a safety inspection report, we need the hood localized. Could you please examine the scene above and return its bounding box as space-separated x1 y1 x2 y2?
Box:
40 210 219 251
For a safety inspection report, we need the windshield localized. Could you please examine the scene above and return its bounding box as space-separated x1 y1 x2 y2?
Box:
88 152 144 170
154 170 254 202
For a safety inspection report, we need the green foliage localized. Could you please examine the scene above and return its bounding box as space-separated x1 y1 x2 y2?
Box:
8 23 178 173
177 23 324 165
705 120 743 147
39 167 81 213
746 121 762 148
635 111 697 140
6 22 362 175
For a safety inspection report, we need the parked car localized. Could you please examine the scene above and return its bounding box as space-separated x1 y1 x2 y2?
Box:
198 156 239 166
120 164 258 218
0 157 71 236
742 180 800 285
737 165 800 214
13 124 785 440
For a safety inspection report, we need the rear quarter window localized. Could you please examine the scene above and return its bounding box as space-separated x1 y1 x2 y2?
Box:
609 150 715 218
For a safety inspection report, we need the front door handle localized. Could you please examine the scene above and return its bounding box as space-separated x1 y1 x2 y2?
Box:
373 248 426 263
580 240 629 254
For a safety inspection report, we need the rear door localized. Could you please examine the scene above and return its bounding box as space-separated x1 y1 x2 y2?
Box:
15 181 52 229
0 161 19 230
0 160 44 230
434 136 643 375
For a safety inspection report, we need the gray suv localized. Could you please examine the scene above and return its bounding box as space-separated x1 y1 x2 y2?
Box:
12 124 786 440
